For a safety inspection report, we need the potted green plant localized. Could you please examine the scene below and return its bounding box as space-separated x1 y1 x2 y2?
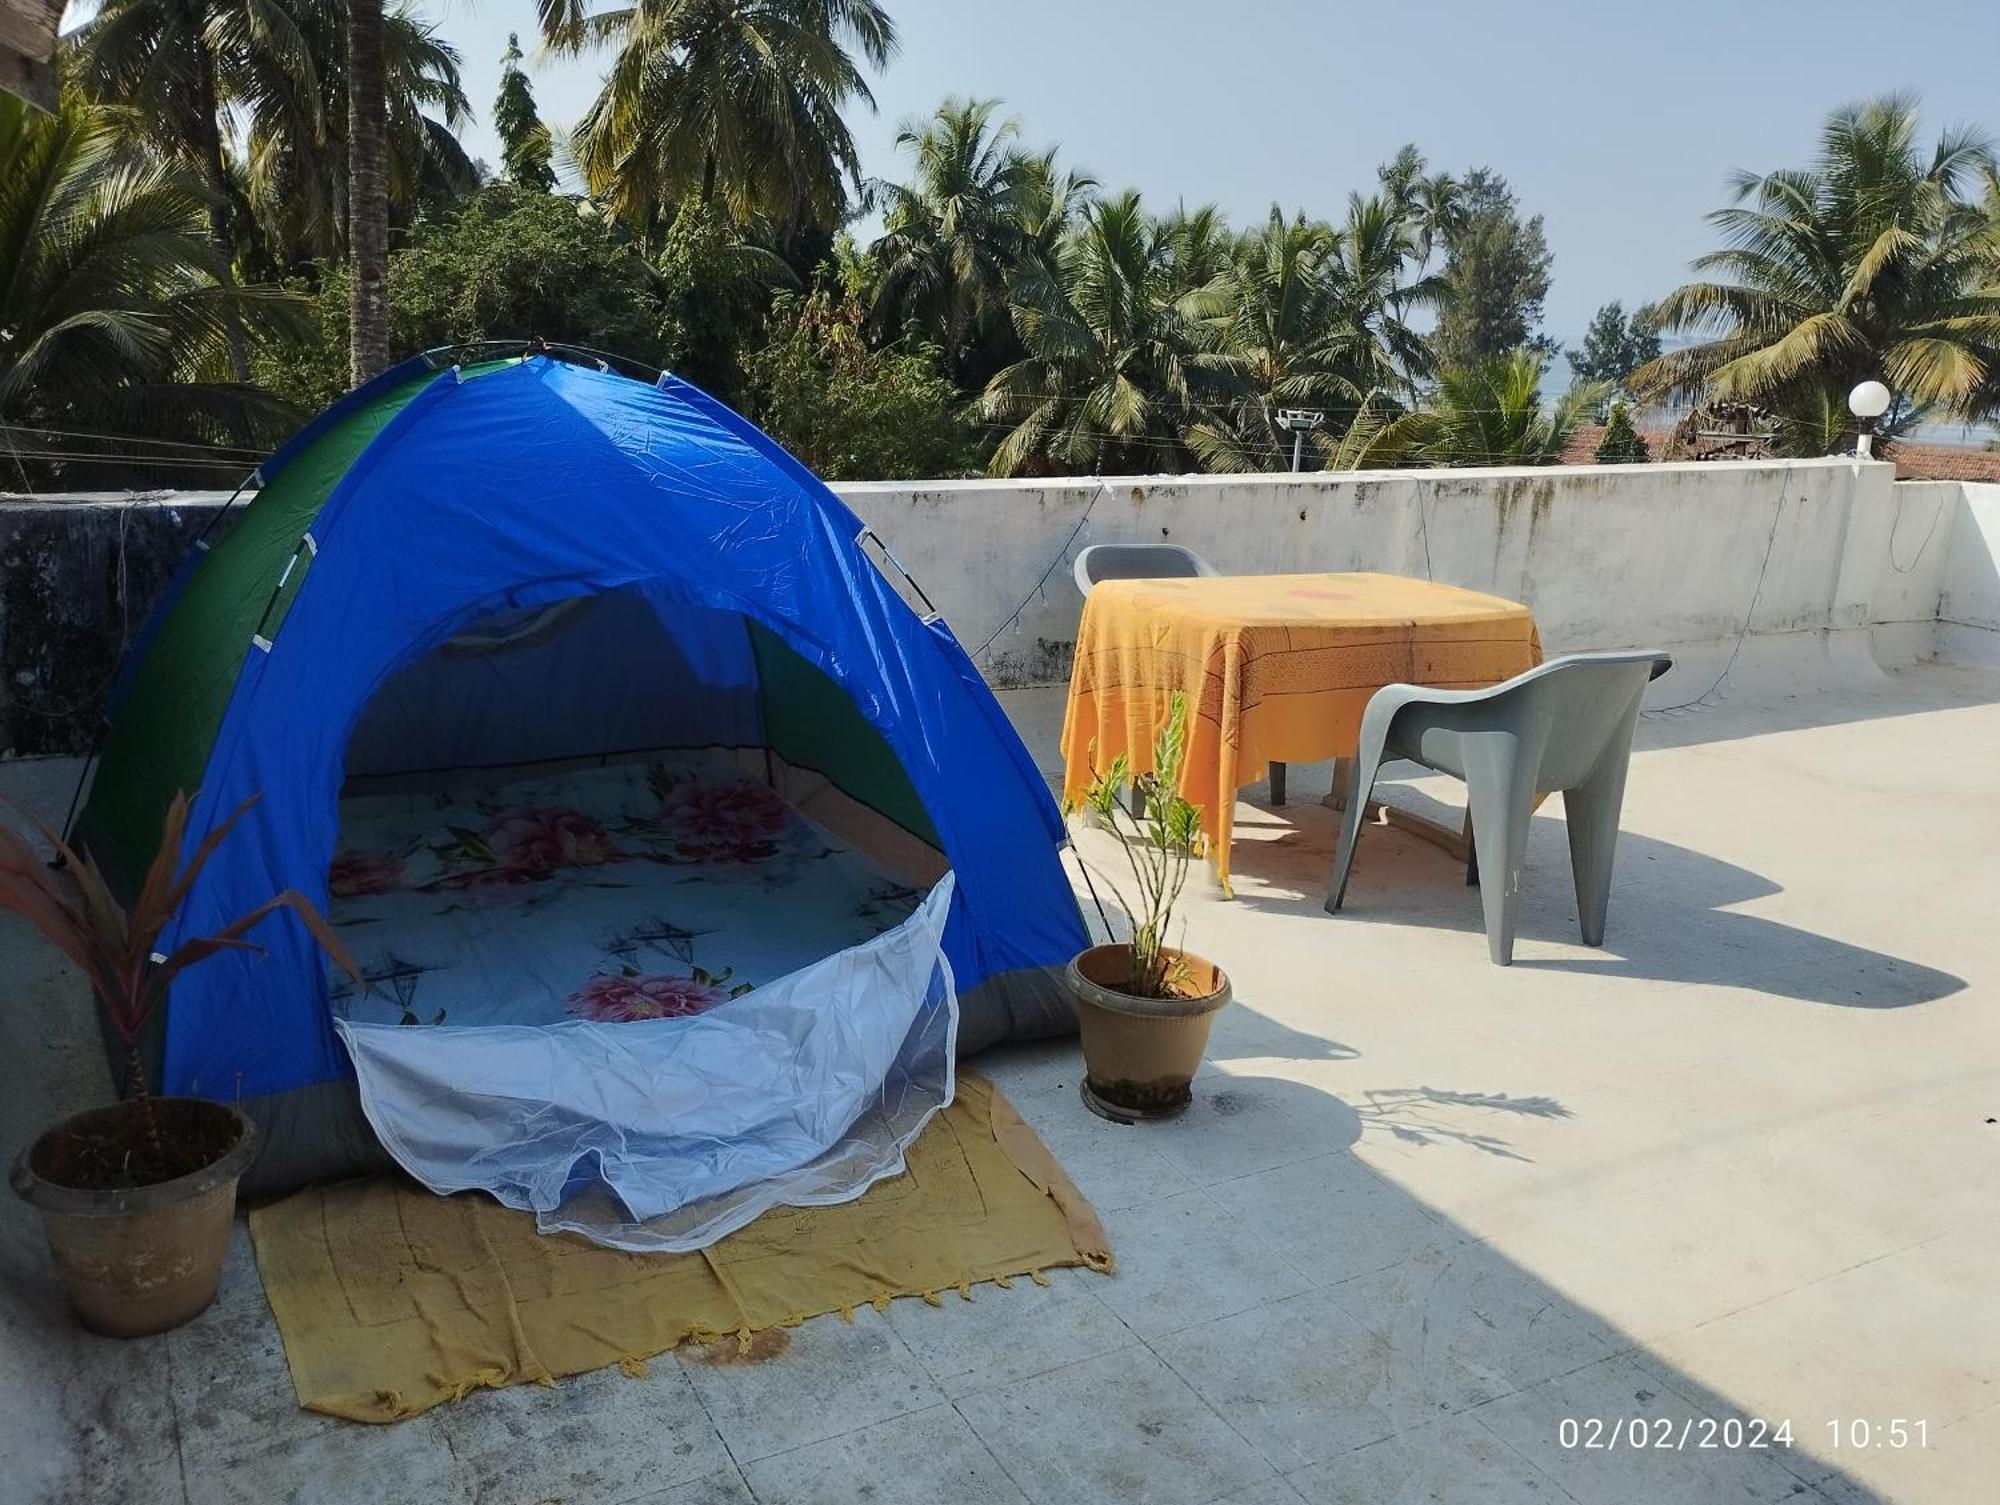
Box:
3 792 359 1337
1066 694 1232 1122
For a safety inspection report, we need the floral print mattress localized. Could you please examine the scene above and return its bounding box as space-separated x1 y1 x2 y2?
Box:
327 757 925 1031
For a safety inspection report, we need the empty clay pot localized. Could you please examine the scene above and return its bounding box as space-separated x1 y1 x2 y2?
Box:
1066 944 1232 1122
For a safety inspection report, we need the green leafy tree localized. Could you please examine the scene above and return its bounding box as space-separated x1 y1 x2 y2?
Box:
1381 349 1602 467
1568 300 1661 385
1433 169 1554 364
1 92 300 486
76 0 476 285
1594 398 1650 463
1187 194 1439 472
493 32 556 191
653 201 795 403
1011 145 1095 271
1631 94 2000 450
257 184 670 410
1159 202 1236 296
747 288 979 479
536 0 897 235
981 190 1216 476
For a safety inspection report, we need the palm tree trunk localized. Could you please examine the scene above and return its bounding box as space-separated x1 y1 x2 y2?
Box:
346 0 391 386
188 15 251 383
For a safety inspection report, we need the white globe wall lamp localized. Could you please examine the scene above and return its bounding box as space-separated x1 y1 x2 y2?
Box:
1849 380 1892 459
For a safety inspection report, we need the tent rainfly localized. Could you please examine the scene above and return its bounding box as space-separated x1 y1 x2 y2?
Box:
77 353 1088 1250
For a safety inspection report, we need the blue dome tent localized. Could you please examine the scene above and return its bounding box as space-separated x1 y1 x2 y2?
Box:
76 353 1086 1247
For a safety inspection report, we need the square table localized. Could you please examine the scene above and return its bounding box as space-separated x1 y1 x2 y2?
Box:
1059 571 1542 892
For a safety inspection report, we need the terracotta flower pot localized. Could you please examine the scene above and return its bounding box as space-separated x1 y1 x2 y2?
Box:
10 1098 255 1338
1066 944 1232 1123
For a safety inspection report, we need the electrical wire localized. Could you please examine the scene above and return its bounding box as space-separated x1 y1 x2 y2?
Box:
0 450 255 474
0 423 270 461
1886 483 1952 574
968 478 1108 661
1641 470 1791 718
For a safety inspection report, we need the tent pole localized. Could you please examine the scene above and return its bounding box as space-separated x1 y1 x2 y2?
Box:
856 526 939 620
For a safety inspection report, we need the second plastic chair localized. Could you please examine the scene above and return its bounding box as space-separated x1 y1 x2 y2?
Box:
1324 651 1672 964
1071 543 1219 596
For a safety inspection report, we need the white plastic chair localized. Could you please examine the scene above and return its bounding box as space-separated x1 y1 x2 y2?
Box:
1324 651 1672 964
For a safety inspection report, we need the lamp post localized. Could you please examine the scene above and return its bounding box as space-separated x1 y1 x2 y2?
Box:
1849 380 1892 459
1275 408 1324 472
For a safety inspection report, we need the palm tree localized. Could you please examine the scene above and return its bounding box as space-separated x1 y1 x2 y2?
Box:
1158 202 1235 296
1329 191 1441 398
982 191 1218 476
1378 349 1601 467
866 97 1041 385
1378 144 1462 279
71 0 467 381
1631 95 2000 450
0 91 299 486
537 0 897 234
1012 146 1094 265
1184 208 1362 472
345 0 389 382
66 0 300 375
238 0 473 270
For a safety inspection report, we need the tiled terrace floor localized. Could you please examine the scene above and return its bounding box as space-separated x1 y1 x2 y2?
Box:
5 665 1998 1504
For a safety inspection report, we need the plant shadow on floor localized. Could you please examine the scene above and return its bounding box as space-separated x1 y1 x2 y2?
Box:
1225 780 1965 1009
1354 1086 1572 1160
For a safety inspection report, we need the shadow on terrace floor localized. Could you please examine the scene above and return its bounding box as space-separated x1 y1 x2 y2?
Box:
1217 784 1965 1010
985 1034 1896 1502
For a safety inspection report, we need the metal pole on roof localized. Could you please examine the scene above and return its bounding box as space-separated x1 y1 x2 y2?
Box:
1276 408 1324 472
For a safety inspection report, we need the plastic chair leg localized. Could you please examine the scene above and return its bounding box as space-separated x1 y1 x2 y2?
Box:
1325 749 1384 913
1564 753 1632 947
1460 736 1539 965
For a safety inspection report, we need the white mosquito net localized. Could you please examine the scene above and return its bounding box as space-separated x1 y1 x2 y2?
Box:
338 875 956 1252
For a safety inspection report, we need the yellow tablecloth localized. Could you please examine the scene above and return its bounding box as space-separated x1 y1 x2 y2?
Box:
1060 572 1542 889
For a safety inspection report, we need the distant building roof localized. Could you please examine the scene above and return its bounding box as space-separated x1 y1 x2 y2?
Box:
1 0 64 111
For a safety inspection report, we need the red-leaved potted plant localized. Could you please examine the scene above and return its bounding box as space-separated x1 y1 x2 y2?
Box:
3 792 359 1337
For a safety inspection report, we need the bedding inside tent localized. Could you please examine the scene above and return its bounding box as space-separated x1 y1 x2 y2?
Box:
322 585 961 1250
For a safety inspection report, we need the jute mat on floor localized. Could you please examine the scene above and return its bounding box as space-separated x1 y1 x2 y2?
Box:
249 1073 1113 1423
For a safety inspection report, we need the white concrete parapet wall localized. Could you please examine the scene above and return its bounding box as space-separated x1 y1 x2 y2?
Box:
4 458 1994 756
842 459 1968 707
1937 481 2000 669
